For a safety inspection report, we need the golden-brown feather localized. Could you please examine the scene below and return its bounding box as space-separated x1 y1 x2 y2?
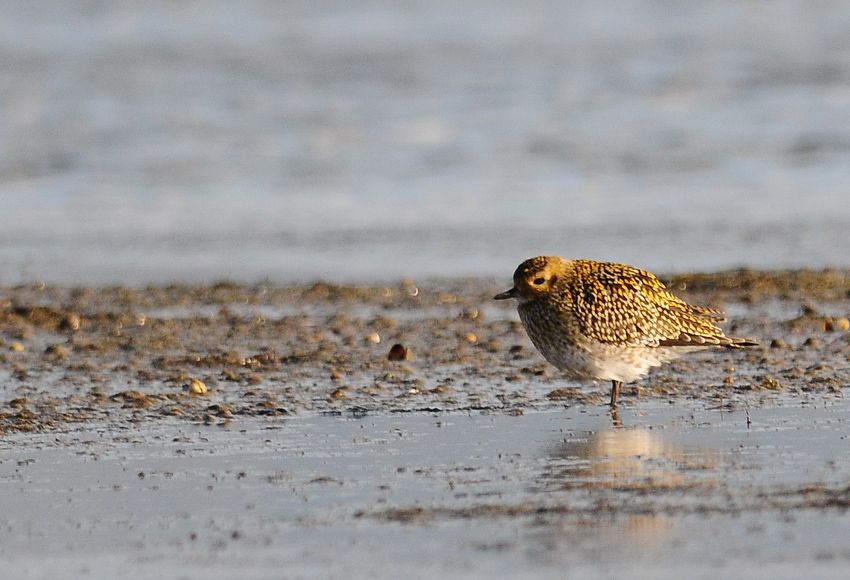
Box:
548 260 746 348
497 256 757 405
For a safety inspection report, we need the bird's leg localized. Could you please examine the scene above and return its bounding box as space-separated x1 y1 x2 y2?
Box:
609 407 622 427
609 380 622 408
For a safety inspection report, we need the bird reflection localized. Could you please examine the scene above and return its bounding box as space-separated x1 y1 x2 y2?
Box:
544 426 717 490
565 429 671 484
527 424 720 560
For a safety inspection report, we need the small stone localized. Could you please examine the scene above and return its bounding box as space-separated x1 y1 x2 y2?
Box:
61 313 81 332
387 343 411 361
464 333 478 343
188 378 208 395
330 387 348 400
330 370 343 381
366 332 381 344
822 317 850 332
803 337 820 348
9 342 24 352
770 338 788 349
759 376 783 390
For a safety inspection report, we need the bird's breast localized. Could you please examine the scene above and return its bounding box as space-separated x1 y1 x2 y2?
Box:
518 301 594 377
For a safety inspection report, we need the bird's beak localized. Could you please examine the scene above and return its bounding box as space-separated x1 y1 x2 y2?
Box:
494 287 518 300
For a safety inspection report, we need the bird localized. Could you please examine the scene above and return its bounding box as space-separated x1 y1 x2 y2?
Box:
494 256 757 408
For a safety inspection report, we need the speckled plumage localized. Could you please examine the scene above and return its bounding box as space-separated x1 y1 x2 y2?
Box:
495 256 757 407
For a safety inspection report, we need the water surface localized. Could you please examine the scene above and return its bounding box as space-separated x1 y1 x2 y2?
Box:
2 1 850 284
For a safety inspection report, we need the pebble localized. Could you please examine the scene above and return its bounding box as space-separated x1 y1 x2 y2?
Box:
366 332 381 344
188 378 208 395
387 343 411 361
62 313 82 332
824 317 850 332
759 376 783 390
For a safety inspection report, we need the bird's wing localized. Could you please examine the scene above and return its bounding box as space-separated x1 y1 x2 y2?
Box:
563 261 730 347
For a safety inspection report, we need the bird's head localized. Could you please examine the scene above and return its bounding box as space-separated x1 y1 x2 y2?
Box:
494 256 565 303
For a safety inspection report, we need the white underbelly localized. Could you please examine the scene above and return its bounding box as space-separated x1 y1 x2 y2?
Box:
518 303 706 383
533 336 702 383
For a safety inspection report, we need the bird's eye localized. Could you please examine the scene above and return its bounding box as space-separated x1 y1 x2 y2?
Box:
533 277 546 286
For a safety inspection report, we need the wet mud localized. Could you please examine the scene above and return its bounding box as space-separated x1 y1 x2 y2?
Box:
2 270 850 578
1 269 849 434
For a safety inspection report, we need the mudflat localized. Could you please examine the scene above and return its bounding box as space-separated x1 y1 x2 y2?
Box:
1 270 849 578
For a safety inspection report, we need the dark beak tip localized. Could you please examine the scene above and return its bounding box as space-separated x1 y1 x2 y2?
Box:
494 288 518 300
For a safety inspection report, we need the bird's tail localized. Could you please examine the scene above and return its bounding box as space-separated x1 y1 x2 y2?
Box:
722 336 759 348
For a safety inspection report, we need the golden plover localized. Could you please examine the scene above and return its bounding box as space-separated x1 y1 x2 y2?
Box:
495 256 757 407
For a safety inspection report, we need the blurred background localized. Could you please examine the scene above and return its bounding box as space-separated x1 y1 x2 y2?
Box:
1 0 849 285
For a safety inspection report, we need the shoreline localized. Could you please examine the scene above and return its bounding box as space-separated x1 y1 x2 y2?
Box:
1 269 848 435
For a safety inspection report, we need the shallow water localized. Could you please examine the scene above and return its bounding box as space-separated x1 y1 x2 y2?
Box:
2 1 850 284
2 400 850 579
